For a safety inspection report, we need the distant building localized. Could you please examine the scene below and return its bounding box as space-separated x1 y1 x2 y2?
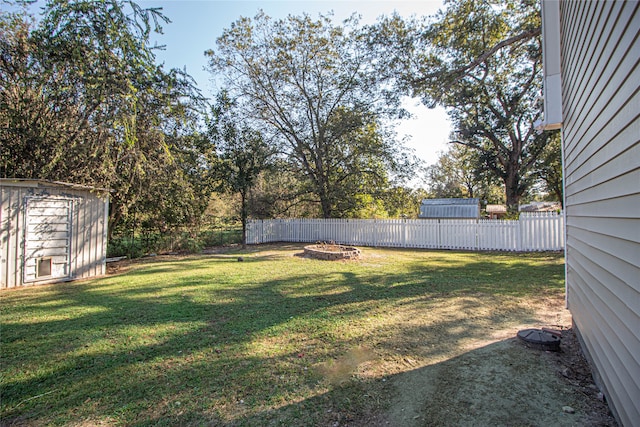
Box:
485 204 507 219
419 198 480 219
518 201 562 213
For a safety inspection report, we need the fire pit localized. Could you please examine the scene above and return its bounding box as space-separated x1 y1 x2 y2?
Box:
303 242 361 261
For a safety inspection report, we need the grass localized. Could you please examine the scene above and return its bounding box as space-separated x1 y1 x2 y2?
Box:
0 244 565 426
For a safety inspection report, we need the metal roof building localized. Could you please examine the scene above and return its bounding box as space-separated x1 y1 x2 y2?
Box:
1 179 110 289
419 198 480 219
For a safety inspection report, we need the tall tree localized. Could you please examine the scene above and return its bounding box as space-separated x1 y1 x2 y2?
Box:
371 0 552 210
0 1 208 233
207 12 414 218
209 92 275 248
534 130 563 205
379 186 428 219
426 144 503 203
247 166 323 219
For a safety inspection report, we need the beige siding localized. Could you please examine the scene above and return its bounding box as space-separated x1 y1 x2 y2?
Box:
1 184 24 288
559 1 640 425
0 180 109 288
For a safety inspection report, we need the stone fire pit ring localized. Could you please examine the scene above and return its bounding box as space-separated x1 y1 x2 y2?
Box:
303 243 361 261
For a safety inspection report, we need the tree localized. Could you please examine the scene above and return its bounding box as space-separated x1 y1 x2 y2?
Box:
207 12 414 218
371 0 553 210
0 1 209 233
534 130 563 205
379 186 428 218
426 147 470 199
425 144 503 203
247 166 324 219
133 131 215 235
209 92 275 248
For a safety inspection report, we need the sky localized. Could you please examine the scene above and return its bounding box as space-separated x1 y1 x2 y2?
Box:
136 0 452 167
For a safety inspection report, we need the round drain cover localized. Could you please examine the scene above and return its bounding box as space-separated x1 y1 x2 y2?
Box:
517 328 561 351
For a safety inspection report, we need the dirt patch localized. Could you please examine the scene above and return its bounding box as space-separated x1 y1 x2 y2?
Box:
543 328 618 426
361 328 617 427
106 259 133 275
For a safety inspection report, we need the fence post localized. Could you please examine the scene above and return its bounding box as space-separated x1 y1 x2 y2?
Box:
475 219 479 250
372 219 376 247
517 215 524 251
403 218 407 248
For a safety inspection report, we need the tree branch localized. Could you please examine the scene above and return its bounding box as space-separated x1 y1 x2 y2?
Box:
412 27 541 86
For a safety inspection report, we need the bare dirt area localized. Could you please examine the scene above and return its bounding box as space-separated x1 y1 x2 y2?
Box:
361 322 617 426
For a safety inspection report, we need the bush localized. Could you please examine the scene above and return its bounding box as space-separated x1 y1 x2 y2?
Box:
174 236 204 253
107 224 242 258
106 237 145 259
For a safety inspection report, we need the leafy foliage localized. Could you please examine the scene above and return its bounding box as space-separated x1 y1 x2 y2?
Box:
426 144 503 203
533 130 563 205
246 167 324 219
371 0 556 209
207 12 416 218
0 1 210 235
208 92 275 246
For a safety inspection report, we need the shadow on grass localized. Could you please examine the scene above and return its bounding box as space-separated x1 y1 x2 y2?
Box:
0 246 565 425
225 338 593 427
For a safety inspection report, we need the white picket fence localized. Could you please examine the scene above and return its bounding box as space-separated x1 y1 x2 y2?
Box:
247 212 564 252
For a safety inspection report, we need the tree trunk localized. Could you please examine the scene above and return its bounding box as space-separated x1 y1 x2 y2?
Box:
318 180 332 218
555 187 564 209
504 168 521 212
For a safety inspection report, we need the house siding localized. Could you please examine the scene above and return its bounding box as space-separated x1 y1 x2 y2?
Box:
558 1 640 425
0 180 109 289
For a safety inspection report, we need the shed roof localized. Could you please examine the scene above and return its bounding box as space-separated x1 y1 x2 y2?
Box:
419 198 480 219
0 178 112 193
421 198 480 206
486 204 507 214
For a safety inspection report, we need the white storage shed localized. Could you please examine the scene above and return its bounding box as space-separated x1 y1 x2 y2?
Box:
1 179 110 289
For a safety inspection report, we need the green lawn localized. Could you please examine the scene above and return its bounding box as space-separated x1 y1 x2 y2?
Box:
1 244 565 426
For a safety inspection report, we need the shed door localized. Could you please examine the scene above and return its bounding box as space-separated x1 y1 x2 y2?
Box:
23 197 73 283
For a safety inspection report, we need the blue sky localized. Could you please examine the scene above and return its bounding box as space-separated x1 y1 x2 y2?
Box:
139 0 452 167
141 1 442 93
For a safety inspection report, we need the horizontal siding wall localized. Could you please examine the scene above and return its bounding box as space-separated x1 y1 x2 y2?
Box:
247 213 564 252
560 0 640 425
